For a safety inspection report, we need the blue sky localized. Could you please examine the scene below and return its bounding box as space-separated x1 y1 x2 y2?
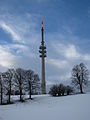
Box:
0 0 90 85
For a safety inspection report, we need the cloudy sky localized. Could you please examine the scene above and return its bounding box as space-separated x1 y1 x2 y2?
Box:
0 0 90 85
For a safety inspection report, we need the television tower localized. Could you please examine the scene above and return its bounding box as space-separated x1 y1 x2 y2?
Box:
39 18 47 94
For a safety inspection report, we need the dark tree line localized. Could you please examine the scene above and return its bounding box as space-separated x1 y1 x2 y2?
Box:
49 84 73 96
0 68 40 105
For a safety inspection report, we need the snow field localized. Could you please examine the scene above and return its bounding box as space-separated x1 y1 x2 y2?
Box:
0 94 90 120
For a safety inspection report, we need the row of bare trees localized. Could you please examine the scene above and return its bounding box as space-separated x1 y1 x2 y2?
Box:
0 68 40 105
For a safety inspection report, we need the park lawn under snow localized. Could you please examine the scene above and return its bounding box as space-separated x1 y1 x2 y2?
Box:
0 94 90 120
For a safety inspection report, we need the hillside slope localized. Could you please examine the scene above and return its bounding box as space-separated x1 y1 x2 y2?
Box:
0 94 90 120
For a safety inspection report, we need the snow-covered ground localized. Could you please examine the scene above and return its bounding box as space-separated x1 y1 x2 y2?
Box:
0 94 90 120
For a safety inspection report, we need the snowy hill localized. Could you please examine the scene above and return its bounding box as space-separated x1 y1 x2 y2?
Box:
0 94 90 120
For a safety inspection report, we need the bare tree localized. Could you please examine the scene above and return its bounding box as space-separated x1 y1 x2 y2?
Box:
71 63 89 93
25 70 34 99
32 74 40 95
2 69 14 104
15 68 26 101
25 70 40 99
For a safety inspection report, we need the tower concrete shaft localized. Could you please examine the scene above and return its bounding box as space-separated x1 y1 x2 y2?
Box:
39 19 47 94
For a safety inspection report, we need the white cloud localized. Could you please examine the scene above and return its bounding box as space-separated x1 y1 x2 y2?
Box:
0 43 37 71
0 22 21 41
47 73 70 81
0 13 40 44
52 43 80 59
46 73 71 86
46 58 69 69
8 44 35 58
63 44 80 59
83 54 90 61
0 45 16 68
52 42 90 62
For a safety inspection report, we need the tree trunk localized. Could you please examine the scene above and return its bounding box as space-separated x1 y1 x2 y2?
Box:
67 91 69 95
20 84 22 101
62 91 64 96
8 80 11 103
80 84 83 93
58 93 61 96
78 76 83 94
29 81 32 99
20 89 22 101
